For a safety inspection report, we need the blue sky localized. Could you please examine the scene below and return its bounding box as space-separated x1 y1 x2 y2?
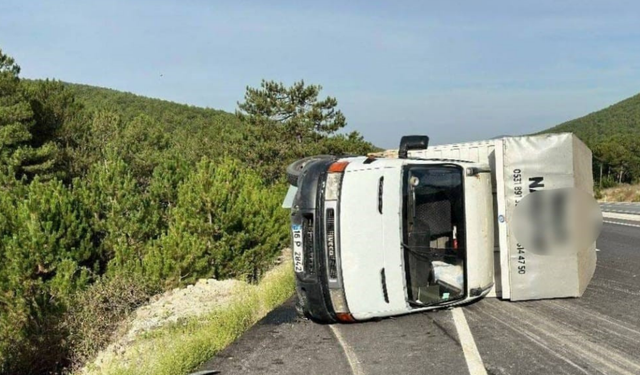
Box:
1 1 639 147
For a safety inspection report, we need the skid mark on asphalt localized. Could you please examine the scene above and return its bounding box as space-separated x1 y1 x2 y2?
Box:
452 308 488 375
473 300 640 374
465 304 589 375
589 278 640 296
330 325 364 375
470 303 599 374
575 286 640 327
544 300 640 343
594 263 637 276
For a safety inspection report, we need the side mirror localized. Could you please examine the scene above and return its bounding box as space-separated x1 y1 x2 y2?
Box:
399 135 429 159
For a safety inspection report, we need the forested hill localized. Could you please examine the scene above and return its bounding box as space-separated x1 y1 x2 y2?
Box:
60 82 242 128
21 79 374 182
543 92 640 145
2 45 373 375
542 92 640 185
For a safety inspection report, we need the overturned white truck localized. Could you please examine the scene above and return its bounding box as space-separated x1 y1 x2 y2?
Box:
284 133 599 323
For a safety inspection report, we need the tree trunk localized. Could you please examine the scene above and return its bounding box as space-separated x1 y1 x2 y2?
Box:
619 167 624 184
599 163 603 188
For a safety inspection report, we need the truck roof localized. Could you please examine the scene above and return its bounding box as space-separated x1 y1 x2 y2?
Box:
342 156 485 170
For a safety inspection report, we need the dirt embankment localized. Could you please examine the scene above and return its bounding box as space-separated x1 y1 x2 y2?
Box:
81 250 292 375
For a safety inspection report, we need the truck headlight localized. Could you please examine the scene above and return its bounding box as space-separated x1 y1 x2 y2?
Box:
325 173 341 201
325 161 349 200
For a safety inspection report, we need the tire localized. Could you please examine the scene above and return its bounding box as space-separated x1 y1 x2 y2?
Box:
286 155 335 186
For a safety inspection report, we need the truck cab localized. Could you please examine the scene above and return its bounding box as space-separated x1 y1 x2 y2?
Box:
289 137 494 323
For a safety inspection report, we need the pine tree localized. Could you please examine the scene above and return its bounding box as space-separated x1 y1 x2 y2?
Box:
0 177 93 372
0 49 33 174
237 79 347 143
143 158 288 286
0 49 58 179
234 80 371 182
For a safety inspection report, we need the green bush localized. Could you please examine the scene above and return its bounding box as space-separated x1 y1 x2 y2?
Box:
0 177 93 373
143 158 288 287
74 156 159 276
599 175 618 189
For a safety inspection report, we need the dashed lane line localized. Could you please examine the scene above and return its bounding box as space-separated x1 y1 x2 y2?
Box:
604 220 640 228
603 210 640 214
329 325 365 375
452 308 488 375
602 212 640 222
601 202 640 206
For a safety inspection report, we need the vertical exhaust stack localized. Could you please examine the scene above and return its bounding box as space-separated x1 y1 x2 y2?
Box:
399 135 430 159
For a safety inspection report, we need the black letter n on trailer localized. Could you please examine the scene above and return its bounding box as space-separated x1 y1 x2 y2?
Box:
528 177 544 193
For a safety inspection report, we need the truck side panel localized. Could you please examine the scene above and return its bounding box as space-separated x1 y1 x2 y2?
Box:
573 136 597 296
406 133 596 301
501 134 591 300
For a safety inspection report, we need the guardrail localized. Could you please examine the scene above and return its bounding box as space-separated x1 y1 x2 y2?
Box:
600 202 640 215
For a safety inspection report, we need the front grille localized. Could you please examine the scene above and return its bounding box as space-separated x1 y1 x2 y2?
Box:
303 216 315 274
326 208 338 280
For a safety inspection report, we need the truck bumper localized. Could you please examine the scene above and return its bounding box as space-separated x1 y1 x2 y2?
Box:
291 159 338 323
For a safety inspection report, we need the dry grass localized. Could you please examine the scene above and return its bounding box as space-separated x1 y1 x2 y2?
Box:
63 272 158 371
599 183 640 202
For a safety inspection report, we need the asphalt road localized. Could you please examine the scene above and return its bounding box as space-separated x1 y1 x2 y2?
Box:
196 221 640 375
601 202 640 215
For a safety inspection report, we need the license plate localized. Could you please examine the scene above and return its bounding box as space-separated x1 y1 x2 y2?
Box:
292 224 304 273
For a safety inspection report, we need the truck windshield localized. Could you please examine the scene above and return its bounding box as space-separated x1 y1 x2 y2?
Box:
402 165 465 307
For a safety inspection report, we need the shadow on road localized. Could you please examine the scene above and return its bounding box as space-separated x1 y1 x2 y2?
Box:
260 297 299 326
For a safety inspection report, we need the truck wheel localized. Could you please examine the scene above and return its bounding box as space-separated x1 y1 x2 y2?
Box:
286 155 335 186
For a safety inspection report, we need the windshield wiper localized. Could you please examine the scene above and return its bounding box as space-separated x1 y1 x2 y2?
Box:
401 242 432 261
409 299 439 308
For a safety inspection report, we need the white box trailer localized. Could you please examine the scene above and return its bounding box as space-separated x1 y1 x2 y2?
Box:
406 132 597 300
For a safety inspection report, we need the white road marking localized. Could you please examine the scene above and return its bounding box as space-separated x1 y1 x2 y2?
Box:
606 210 640 214
329 325 364 375
452 308 488 375
601 202 640 206
602 212 640 222
604 220 640 228
596 248 601 252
